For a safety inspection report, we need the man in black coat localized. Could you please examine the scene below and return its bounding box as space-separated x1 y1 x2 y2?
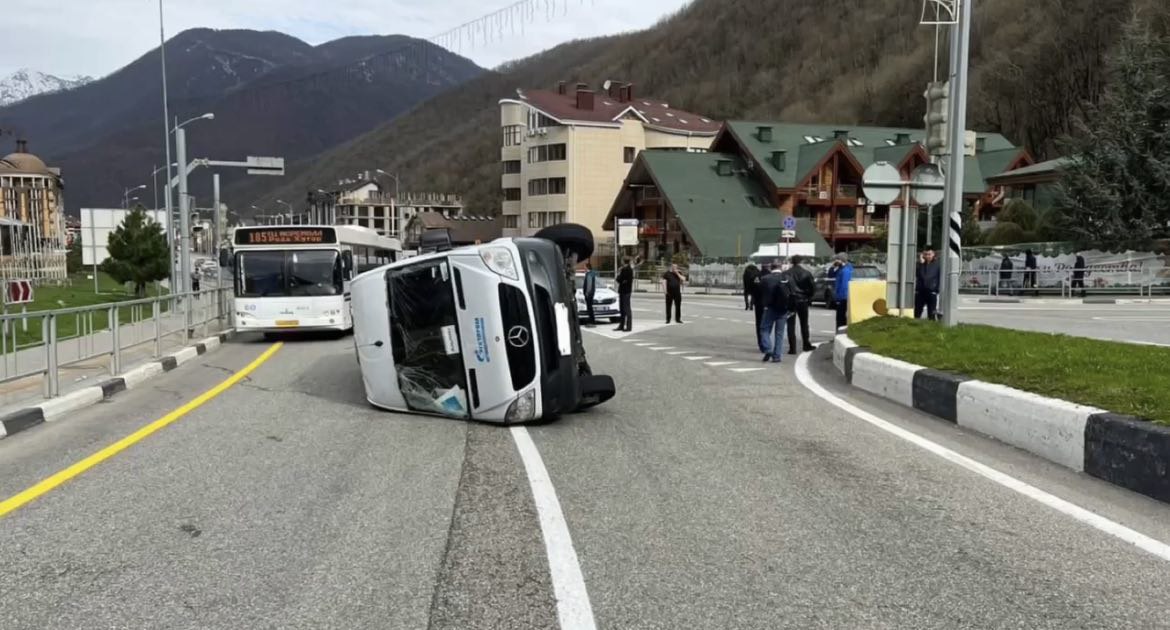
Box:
751 262 769 352
783 255 816 353
614 256 638 332
915 248 941 320
742 262 759 310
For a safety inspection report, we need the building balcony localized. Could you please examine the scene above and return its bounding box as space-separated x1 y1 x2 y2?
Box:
501 173 520 189
802 184 861 202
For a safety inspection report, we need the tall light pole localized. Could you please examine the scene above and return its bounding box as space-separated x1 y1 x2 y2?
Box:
940 0 972 327
123 184 146 208
175 112 214 337
375 169 400 237
157 0 177 292
276 199 292 225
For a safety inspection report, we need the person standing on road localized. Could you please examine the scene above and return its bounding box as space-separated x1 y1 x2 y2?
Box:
582 262 598 327
742 262 759 310
827 253 853 329
999 255 1014 294
1024 249 1038 293
662 263 686 324
757 260 791 363
915 248 941 320
191 271 201 295
1072 254 1087 297
614 257 636 332
783 255 816 354
751 262 769 352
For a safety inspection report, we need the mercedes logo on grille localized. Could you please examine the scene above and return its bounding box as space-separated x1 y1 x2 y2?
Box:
507 325 530 348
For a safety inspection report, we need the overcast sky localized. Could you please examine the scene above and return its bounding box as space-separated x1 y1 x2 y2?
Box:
2 0 692 79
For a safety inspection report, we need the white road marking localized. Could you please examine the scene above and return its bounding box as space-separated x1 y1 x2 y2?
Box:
728 367 767 373
649 346 674 351
1090 316 1170 322
793 353 1170 563
666 350 691 355
510 427 598 629
684 355 713 361
634 342 654 346
705 361 738 366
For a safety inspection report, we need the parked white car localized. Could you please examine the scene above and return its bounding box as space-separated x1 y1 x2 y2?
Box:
574 273 620 323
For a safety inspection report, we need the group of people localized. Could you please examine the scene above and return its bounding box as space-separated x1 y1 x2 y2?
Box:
742 255 818 363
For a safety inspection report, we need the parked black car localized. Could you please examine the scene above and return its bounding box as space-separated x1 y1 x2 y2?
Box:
812 264 884 307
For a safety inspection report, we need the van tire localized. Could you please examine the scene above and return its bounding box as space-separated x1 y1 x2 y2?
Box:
576 374 615 411
536 223 594 261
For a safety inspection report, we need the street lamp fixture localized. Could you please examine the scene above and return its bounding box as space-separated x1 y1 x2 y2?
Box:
123 184 147 208
174 112 215 131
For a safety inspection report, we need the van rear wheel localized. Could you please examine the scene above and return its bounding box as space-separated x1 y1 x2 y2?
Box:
536 223 594 262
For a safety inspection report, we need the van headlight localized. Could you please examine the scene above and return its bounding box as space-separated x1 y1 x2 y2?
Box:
505 389 537 422
480 246 518 280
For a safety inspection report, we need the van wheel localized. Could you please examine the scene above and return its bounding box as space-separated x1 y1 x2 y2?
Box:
576 374 615 411
536 223 594 262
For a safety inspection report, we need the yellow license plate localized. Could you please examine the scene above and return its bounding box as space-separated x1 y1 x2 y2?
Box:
275 320 299 327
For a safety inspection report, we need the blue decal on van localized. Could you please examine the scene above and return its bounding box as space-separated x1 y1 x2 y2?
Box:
474 317 490 363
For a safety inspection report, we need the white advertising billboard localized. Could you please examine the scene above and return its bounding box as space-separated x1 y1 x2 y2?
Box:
80 208 170 266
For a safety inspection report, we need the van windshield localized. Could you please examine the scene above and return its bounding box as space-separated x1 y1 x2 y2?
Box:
386 258 469 418
237 249 342 297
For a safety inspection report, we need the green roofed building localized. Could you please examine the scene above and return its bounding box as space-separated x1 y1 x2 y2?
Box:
707 122 1033 251
602 150 832 260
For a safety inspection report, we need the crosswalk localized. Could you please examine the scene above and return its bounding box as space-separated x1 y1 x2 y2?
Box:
613 337 777 374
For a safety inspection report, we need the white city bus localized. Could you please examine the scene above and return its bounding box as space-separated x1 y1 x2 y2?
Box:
225 224 401 334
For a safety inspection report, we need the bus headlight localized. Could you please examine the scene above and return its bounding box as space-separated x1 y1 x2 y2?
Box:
479 246 518 280
505 389 536 423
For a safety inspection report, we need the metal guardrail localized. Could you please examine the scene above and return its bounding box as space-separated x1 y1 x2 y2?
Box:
0 287 231 400
960 269 1164 298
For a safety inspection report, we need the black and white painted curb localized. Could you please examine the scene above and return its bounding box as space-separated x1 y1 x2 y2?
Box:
833 333 1170 504
0 330 235 441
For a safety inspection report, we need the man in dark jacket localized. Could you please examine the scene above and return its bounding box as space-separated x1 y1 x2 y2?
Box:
614 256 639 332
914 248 941 320
757 260 791 363
783 255 816 354
751 262 769 351
582 262 598 327
742 263 759 310
1024 249 1038 292
1072 254 1087 297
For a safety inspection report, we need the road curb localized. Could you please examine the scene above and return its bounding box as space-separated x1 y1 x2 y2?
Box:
832 332 1170 504
0 329 235 441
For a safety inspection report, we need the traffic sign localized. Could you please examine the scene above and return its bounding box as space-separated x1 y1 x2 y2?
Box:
861 162 903 206
782 216 797 231
5 279 33 305
781 229 796 239
616 218 639 247
245 156 285 176
911 163 945 206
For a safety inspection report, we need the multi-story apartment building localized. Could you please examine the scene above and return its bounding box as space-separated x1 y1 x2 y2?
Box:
499 80 719 239
0 140 67 280
313 177 463 238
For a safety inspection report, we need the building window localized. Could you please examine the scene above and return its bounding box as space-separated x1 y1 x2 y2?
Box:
548 177 566 195
503 125 521 147
503 187 521 201
527 143 566 163
502 160 521 174
528 178 549 196
504 215 518 228
527 108 559 129
526 211 567 229
623 146 636 163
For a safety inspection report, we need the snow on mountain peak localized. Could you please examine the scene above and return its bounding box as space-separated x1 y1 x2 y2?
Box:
0 69 92 107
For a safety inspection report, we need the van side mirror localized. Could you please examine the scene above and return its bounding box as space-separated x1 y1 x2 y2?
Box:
342 251 354 276
218 249 232 267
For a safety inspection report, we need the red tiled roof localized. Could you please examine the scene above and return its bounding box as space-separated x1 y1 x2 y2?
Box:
518 89 720 135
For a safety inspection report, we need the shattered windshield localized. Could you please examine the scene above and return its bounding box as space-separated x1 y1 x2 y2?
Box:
386 258 469 418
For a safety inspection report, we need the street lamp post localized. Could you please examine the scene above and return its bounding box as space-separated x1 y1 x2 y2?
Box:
174 112 214 336
122 184 146 208
158 0 175 294
276 200 292 225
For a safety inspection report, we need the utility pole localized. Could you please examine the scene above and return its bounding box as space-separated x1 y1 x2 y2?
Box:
940 0 972 327
213 173 223 319
175 125 193 333
158 0 176 293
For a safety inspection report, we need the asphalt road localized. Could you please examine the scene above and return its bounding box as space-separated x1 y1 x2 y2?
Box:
1 301 1169 628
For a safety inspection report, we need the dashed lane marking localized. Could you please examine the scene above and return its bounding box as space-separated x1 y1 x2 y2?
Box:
649 346 674 351
728 367 767 373
705 361 738 367
684 355 713 361
666 351 691 355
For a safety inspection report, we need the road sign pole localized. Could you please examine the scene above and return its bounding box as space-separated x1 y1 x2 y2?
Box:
940 0 972 327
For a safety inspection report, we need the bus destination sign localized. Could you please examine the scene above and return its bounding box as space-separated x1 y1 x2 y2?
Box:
235 227 337 246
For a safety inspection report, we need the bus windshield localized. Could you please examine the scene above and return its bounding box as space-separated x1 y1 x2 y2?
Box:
237 249 342 297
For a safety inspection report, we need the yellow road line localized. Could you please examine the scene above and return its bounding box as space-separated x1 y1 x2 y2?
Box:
0 342 283 519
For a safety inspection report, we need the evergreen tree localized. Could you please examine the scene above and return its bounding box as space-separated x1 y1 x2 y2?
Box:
101 206 169 297
1056 15 1170 247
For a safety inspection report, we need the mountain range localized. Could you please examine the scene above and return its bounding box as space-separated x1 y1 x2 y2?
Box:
242 0 1170 216
0 28 483 211
0 69 92 107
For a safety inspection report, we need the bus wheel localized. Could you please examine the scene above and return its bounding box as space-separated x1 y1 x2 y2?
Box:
536 223 594 262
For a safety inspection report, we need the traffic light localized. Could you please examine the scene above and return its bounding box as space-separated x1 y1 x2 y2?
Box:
923 81 949 156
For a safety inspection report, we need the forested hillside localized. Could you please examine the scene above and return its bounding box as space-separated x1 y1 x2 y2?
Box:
245 0 1170 215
